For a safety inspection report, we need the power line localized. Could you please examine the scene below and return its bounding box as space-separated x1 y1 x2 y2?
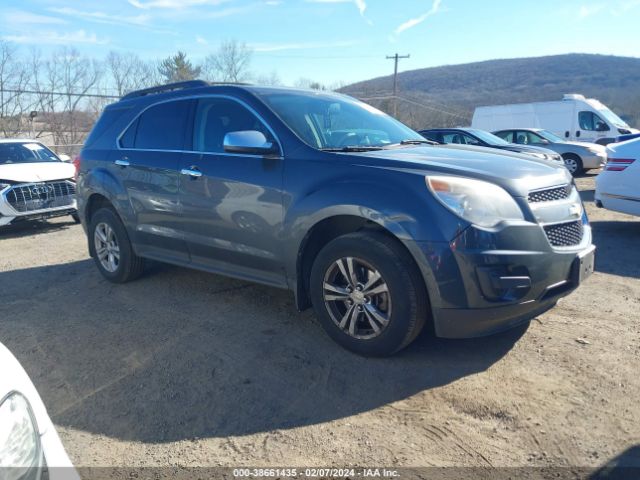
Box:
386 53 410 117
358 94 470 120
0 88 120 100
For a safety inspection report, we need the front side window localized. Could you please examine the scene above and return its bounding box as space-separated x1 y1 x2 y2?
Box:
0 142 60 165
442 133 465 144
255 91 423 149
121 100 192 150
579 111 609 132
192 98 273 153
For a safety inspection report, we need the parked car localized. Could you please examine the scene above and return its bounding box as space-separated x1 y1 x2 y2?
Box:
419 127 564 164
0 140 79 226
595 138 640 217
472 94 638 145
77 81 595 356
492 128 607 175
0 342 79 479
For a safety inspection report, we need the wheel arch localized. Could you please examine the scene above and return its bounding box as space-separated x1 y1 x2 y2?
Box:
294 213 435 316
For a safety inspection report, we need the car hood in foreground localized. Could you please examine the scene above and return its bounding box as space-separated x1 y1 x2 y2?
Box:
0 162 75 183
352 145 571 197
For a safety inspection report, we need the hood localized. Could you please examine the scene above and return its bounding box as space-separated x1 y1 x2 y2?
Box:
0 162 75 183
351 145 571 197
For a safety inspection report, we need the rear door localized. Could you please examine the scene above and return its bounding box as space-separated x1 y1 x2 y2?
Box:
178 96 286 287
116 99 193 262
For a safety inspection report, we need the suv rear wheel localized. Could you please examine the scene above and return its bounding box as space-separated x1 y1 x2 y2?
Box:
310 232 427 356
89 207 145 283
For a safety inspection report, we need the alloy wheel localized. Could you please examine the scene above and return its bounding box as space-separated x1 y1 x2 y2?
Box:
322 257 392 340
94 222 120 273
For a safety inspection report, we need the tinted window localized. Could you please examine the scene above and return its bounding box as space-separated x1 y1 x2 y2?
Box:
193 98 272 153
442 132 480 145
579 111 609 132
131 100 191 150
420 131 440 143
120 118 138 149
514 131 545 145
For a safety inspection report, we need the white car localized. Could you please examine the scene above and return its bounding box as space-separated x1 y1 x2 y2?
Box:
0 342 78 479
595 137 640 217
0 140 78 227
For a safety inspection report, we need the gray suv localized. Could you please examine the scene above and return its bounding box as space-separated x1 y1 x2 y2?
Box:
77 81 595 356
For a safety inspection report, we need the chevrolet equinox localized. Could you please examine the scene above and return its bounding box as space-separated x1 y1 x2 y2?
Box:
77 81 596 356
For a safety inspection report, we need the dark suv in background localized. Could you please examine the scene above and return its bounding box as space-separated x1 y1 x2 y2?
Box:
77 81 595 356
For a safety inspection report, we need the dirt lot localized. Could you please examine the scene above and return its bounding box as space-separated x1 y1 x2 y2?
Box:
0 172 638 473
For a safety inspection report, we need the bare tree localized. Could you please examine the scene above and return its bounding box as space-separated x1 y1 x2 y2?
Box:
106 51 159 97
0 41 31 137
254 70 282 86
203 40 252 83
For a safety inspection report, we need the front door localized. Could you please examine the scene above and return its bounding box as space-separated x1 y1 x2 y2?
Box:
178 97 286 287
576 110 610 143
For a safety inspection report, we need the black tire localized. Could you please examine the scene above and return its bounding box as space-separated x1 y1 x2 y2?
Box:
71 212 81 224
562 154 584 176
88 207 145 283
309 232 428 356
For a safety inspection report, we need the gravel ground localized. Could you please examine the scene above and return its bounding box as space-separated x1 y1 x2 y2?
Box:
0 172 638 474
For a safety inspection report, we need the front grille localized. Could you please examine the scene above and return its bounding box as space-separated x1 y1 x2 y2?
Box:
528 185 571 203
4 181 76 213
543 221 583 247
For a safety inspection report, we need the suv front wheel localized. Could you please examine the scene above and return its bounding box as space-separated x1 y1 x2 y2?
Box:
310 232 427 356
89 207 145 283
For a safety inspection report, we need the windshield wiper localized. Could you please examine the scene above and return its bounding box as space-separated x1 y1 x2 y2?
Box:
320 146 385 152
398 139 440 146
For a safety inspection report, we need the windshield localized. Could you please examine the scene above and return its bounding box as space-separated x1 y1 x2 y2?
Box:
0 142 61 165
597 107 630 129
537 130 566 143
255 91 425 149
465 129 511 146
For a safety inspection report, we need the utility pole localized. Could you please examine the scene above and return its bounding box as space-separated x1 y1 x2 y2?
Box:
386 53 410 117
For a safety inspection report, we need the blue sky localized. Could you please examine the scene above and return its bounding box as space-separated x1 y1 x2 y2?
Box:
1 0 639 86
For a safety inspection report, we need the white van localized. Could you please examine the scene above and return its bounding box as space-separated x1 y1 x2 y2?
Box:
472 94 638 145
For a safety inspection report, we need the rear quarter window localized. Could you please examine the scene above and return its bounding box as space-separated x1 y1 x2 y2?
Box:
84 105 131 148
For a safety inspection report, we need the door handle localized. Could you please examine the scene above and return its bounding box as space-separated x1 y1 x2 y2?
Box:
180 167 202 178
115 158 130 167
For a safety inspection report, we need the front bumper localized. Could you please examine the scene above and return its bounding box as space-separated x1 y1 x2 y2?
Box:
411 216 594 338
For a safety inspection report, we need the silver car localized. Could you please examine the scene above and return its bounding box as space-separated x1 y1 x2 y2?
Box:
493 128 607 175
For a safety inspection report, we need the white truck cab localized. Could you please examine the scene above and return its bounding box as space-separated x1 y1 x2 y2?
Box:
472 94 638 145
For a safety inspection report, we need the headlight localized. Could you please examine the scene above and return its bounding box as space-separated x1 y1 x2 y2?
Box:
426 176 524 228
0 392 43 477
0 183 9 191
528 153 547 160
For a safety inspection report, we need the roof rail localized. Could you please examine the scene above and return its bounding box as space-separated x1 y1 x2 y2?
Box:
121 80 209 100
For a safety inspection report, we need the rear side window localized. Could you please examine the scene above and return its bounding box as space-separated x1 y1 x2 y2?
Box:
495 131 513 142
121 100 192 150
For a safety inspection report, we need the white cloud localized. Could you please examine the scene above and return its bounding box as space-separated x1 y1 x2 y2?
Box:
394 0 442 34
3 29 109 45
578 4 605 18
1 10 66 25
265 0 283 4
128 0 229 9
196 35 208 45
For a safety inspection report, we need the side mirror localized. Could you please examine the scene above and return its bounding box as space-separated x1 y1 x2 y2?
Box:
223 131 278 156
58 154 72 162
